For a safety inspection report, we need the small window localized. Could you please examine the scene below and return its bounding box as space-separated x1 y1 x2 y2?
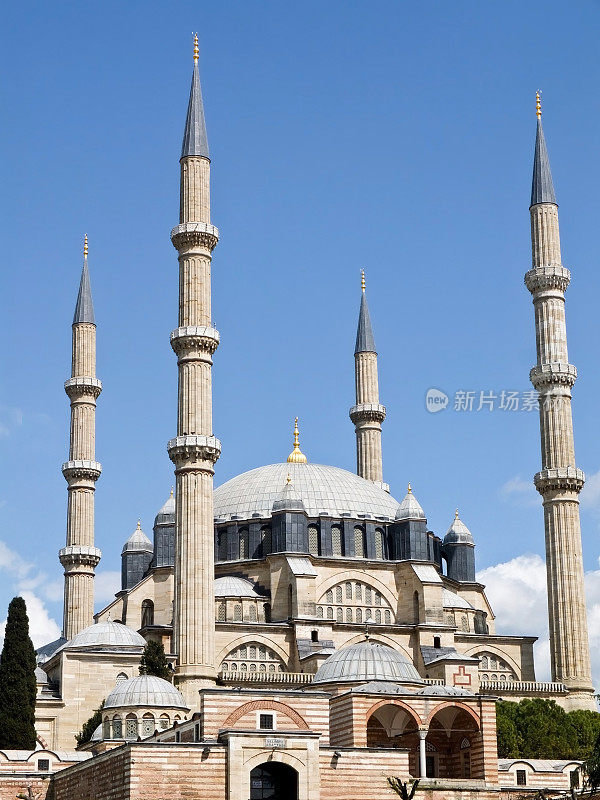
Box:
37 759 50 772
433 636 441 648
259 714 274 730
516 769 527 786
311 630 318 643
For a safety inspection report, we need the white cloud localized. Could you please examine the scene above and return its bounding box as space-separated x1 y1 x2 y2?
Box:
0 406 24 438
94 570 120 605
478 553 600 688
499 476 539 507
0 540 33 580
581 469 600 511
0 591 61 650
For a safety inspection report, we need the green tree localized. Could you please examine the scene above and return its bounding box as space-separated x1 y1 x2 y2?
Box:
584 730 600 793
139 640 171 680
76 700 104 746
0 597 37 749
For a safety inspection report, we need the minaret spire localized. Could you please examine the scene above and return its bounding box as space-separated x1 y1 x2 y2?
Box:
349 270 386 484
168 38 220 705
59 236 102 639
525 95 595 709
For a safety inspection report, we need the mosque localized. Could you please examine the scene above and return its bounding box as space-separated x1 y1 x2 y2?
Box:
13 38 595 800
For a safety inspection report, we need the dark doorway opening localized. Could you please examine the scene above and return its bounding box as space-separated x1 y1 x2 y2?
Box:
250 762 298 800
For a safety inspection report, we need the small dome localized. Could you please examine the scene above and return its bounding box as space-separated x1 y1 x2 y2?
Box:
395 485 426 521
90 723 103 742
312 641 422 685
444 511 474 545
122 521 152 554
154 490 175 526
272 476 306 513
214 576 262 598
105 675 187 710
65 621 146 651
442 587 474 610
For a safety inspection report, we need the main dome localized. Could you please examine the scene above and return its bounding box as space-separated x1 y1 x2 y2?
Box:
312 641 423 685
214 463 399 521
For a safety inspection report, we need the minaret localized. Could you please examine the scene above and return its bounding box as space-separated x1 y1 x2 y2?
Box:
59 235 102 640
167 35 221 704
525 93 595 709
349 270 386 484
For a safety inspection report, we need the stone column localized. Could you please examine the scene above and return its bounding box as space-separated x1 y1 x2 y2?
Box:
525 102 594 709
418 729 427 777
59 238 102 640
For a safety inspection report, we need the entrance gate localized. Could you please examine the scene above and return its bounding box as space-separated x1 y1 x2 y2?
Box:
250 762 298 800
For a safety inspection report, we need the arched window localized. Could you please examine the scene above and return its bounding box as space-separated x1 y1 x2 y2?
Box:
346 608 352 623
335 586 343 603
331 525 342 556
159 714 170 730
384 610 391 624
116 672 128 684
248 605 257 622
141 599 154 628
218 602 226 621
354 526 364 558
102 717 110 739
260 526 272 558
375 609 382 624
112 715 122 738
125 714 138 740
141 713 155 738
326 589 333 603
336 607 343 622
355 583 362 601
356 608 363 624
317 606 323 618
263 603 271 622
234 604 242 621
239 528 249 559
374 528 385 559
308 525 319 555
365 587 373 604
249 645 256 658
327 607 333 619
345 582 352 599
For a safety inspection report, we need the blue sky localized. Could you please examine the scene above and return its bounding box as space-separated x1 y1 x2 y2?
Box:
1 2 600 678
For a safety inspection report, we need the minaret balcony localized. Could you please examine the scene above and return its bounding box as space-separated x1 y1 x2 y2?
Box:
171 221 219 252
170 325 219 357
59 544 102 569
167 434 221 468
64 376 102 400
61 459 102 482
530 362 577 390
349 403 386 425
524 264 571 295
534 467 585 494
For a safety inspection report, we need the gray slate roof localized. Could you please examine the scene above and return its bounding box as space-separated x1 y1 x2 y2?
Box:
181 62 209 159
73 260 95 324
355 292 376 354
421 645 479 666
312 641 422 684
531 118 557 206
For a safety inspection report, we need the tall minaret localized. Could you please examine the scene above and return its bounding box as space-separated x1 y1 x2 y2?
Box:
59 235 102 640
167 35 220 705
525 93 595 710
349 270 386 484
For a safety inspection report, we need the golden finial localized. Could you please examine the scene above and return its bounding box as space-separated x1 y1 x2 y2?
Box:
287 417 308 463
407 483 412 494
83 233 88 259
170 487 174 498
137 519 141 530
536 90 542 120
286 473 292 485
454 508 459 520
361 269 366 293
193 33 199 64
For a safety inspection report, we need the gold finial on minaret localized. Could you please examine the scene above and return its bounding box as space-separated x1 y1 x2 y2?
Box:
287 417 308 463
361 269 366 293
137 519 141 530
170 487 174 497
454 508 459 520
536 90 542 120
407 483 412 494
83 233 88 259
193 33 199 64
286 473 292 485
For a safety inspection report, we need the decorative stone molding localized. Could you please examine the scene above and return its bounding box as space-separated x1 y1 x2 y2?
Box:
64 376 102 400
59 545 102 569
170 326 220 356
171 222 219 252
534 467 585 494
530 362 577 390
524 265 571 294
167 434 222 467
61 459 102 481
349 403 386 425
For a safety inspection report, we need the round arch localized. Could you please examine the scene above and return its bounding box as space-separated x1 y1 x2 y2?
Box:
425 701 481 729
222 699 309 730
459 644 521 676
215 633 289 666
315 569 398 609
366 698 423 728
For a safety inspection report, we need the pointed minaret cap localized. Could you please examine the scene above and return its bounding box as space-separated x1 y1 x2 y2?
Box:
122 519 153 554
73 234 95 325
355 270 376 354
272 474 306 513
530 91 557 207
181 33 209 160
287 417 308 463
395 483 426 521
154 488 175 526
443 509 474 545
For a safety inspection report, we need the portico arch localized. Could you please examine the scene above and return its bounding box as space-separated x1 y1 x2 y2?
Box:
366 701 422 776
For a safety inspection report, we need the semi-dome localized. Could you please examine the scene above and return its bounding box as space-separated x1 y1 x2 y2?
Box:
64 621 146 651
214 463 399 522
105 675 187 710
214 575 263 598
312 641 423 685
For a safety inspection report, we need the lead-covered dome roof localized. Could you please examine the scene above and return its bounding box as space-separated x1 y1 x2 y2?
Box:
105 675 187 710
214 463 399 522
312 641 422 685
214 576 263 598
64 621 146 651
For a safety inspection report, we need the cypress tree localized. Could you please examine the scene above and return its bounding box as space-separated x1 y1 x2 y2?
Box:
139 640 171 680
0 597 37 749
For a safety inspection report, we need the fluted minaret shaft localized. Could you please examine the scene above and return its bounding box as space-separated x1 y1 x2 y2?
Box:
349 280 386 483
525 107 594 708
168 44 220 705
60 243 102 640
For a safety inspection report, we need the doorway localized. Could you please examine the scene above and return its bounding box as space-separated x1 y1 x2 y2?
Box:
250 762 298 800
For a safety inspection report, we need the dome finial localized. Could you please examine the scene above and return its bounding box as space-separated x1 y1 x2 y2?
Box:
287 417 308 463
455 508 459 520
193 32 199 64
361 268 366 293
83 233 88 259
536 90 542 120
407 483 412 493
136 519 141 530
170 486 174 497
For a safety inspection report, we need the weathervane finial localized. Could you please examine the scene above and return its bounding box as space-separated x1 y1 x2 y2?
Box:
536 90 542 120
193 33 199 64
83 233 88 259
361 268 366 293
